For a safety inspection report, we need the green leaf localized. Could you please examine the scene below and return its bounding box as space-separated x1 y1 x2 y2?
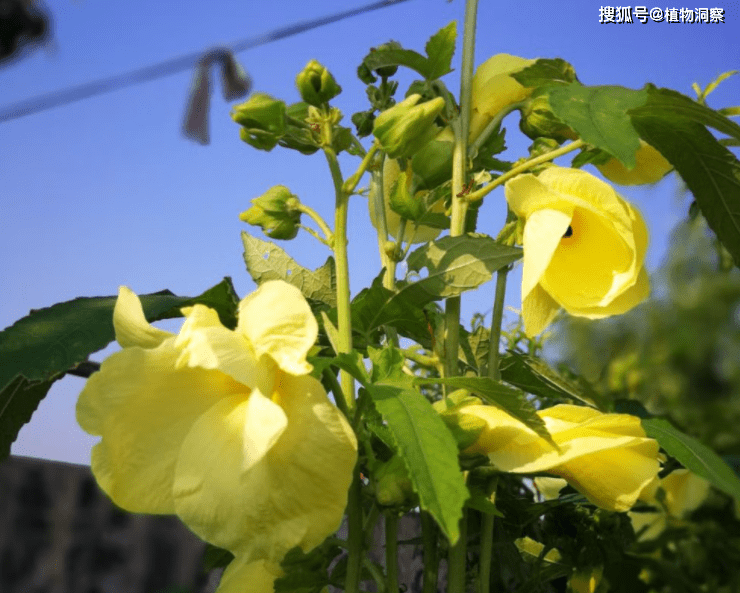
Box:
547 83 647 167
466 492 504 517
363 48 432 80
424 21 456 79
242 232 336 308
499 351 605 410
414 376 556 448
331 351 370 384
642 418 740 501
0 376 61 463
403 234 522 302
511 58 578 87
362 378 468 543
629 116 740 267
630 85 740 142
351 276 432 347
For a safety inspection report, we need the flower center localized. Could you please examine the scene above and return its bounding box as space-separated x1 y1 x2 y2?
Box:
562 225 573 238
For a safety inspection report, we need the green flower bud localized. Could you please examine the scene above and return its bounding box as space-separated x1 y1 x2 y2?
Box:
519 91 578 143
373 94 445 159
239 185 301 240
296 60 342 106
375 455 416 507
231 93 287 151
372 41 402 78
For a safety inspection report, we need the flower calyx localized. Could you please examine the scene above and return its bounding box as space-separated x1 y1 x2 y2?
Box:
240 185 302 240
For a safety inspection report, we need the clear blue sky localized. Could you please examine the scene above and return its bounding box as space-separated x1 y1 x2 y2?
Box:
2 0 738 465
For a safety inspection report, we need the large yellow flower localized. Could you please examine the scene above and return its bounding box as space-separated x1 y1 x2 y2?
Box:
505 166 650 336
76 280 357 591
461 403 661 512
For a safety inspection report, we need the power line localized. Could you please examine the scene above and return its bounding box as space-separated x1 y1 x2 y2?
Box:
0 0 411 125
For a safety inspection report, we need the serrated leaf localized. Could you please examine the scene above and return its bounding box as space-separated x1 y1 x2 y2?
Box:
499 351 605 410
642 418 740 501
363 378 468 543
547 83 647 167
331 351 370 384
403 234 522 302
424 21 456 79
0 376 61 463
414 376 556 449
242 232 336 307
629 85 740 142
629 116 740 267
363 48 432 80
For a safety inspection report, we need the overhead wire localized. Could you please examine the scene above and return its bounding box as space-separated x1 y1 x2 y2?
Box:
0 0 411 125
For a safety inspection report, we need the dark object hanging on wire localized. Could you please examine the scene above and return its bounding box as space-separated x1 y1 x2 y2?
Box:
0 0 50 65
182 48 251 145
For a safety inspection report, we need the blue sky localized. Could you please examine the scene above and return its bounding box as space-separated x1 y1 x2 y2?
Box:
2 0 738 465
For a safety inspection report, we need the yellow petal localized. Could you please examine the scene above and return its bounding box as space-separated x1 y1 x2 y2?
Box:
563 267 650 319
174 303 272 394
237 281 317 375
661 469 710 517
505 172 577 220
596 140 673 185
522 283 561 337
215 558 283 593
173 374 357 561
521 207 573 299
533 476 568 500
76 342 246 513
470 54 536 141
551 439 660 511
113 286 172 348
629 509 666 541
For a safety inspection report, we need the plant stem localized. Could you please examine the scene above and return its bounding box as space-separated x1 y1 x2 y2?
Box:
345 473 364 593
447 510 468 593
421 511 439 593
447 1 478 591
323 146 355 408
343 140 381 195
465 139 585 204
486 267 509 381
295 202 334 245
385 513 400 593
478 477 498 593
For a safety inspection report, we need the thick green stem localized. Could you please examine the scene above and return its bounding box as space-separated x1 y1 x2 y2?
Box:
323 147 355 407
447 2 478 592
343 141 380 195
421 511 439 593
466 139 585 204
447 510 468 593
385 513 400 593
345 475 364 593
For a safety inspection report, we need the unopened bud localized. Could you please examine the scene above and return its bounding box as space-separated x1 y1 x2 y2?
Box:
296 60 342 106
231 93 287 151
240 185 301 240
373 94 445 159
519 91 578 143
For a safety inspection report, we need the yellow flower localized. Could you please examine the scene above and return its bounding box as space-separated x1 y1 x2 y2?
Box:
368 156 444 244
462 403 661 512
76 280 357 588
596 140 673 185
569 566 605 593
505 166 650 337
470 54 537 142
629 469 710 541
